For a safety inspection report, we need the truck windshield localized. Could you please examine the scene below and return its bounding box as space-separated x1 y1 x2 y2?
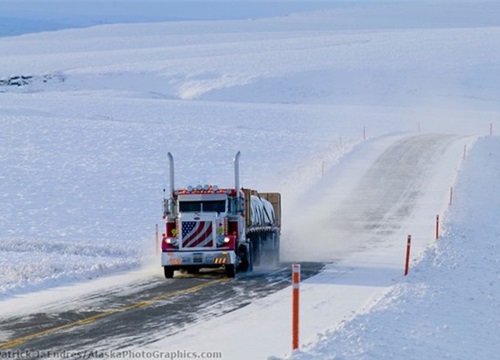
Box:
179 200 226 213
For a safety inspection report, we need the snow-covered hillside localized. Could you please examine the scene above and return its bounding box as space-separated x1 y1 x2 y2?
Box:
1 1 499 359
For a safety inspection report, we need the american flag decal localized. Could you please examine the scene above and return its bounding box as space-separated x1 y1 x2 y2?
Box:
181 221 213 248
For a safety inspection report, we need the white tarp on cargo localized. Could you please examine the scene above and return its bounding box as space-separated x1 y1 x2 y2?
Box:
250 195 275 226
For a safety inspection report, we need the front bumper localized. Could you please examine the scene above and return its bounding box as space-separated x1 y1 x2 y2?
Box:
161 250 236 267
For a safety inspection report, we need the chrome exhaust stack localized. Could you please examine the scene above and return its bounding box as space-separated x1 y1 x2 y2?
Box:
234 151 242 213
168 152 175 197
234 150 241 193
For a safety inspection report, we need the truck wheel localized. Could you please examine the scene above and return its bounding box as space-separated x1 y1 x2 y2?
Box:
164 266 174 279
252 235 262 266
247 242 254 272
225 264 236 278
238 243 253 272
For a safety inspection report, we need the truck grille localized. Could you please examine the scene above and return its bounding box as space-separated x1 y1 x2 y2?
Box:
181 221 214 248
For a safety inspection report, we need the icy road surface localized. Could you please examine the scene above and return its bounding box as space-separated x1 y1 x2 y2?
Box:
0 263 324 352
284 133 469 262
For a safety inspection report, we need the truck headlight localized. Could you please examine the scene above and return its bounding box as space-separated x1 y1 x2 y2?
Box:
216 235 231 247
166 238 179 247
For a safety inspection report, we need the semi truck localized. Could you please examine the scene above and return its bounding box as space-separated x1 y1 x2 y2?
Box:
161 151 281 278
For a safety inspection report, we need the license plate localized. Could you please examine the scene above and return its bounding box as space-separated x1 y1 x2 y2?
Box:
193 253 203 263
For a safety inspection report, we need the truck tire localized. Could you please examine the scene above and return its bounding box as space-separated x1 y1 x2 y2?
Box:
164 266 174 279
225 264 236 278
238 242 253 272
247 242 254 272
252 235 262 266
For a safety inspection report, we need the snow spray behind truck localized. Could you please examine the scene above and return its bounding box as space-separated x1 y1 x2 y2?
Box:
161 151 281 278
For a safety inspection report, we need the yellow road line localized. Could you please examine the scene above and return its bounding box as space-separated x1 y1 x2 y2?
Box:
0 278 227 349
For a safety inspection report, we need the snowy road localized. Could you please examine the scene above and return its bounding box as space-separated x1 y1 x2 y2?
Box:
284 133 467 262
0 264 324 352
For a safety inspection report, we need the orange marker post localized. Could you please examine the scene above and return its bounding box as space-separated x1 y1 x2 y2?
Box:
292 264 301 350
404 235 412 276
